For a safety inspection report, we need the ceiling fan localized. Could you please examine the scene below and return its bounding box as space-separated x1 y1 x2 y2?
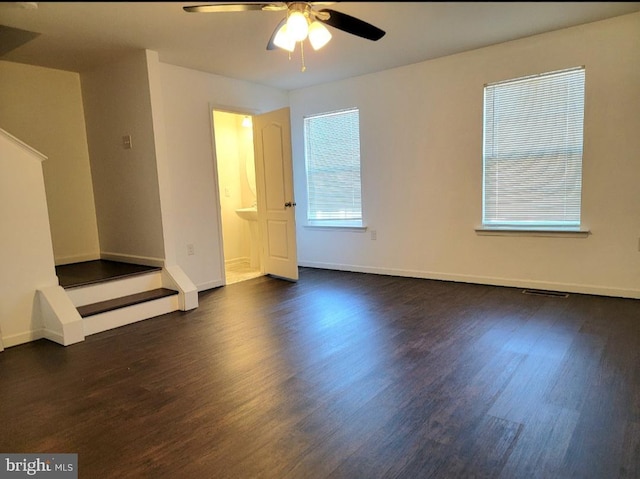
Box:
183 2 385 70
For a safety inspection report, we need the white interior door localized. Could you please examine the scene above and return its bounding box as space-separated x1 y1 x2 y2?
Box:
253 107 299 281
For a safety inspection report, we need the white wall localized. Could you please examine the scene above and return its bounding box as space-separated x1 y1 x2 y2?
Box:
0 129 58 347
81 51 165 264
157 63 288 290
237 116 257 209
213 111 255 263
290 13 640 298
0 61 100 265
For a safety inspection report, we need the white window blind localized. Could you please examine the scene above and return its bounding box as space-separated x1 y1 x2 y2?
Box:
304 108 362 224
483 67 585 228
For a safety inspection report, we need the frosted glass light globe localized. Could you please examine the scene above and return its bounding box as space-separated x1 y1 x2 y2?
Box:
287 11 309 41
308 21 331 50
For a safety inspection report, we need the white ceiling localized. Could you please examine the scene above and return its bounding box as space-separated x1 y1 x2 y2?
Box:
1 1 639 91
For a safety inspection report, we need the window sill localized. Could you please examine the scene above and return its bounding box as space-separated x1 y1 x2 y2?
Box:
304 222 367 232
475 227 591 238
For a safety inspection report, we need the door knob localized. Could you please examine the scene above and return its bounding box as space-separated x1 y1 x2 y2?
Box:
284 201 296 208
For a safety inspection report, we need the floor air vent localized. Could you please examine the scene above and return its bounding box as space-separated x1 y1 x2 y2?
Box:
522 289 569 298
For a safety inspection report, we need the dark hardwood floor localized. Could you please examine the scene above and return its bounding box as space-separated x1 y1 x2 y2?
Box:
1 268 638 478
55 260 161 288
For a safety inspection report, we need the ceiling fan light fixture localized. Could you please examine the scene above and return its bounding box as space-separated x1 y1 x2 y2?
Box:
308 21 331 50
273 24 296 52
184 2 387 71
286 11 309 42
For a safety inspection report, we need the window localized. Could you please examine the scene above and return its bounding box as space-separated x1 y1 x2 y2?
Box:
482 67 585 230
304 108 363 227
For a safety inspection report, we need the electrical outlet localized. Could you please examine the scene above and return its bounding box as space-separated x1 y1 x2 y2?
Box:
187 244 195 256
370 230 377 240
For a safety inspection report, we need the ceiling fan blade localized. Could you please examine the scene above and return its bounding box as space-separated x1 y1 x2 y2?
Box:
317 9 385 41
183 3 277 13
266 17 286 50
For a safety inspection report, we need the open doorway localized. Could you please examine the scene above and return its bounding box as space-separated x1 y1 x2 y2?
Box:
212 110 263 285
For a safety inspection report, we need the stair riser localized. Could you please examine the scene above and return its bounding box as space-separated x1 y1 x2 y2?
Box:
67 272 163 307
83 296 179 336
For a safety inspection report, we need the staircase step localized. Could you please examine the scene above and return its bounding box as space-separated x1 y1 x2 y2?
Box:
66 270 164 307
56 260 161 289
77 288 178 318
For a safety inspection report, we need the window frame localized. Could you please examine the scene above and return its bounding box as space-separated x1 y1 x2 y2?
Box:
479 66 588 235
303 107 365 230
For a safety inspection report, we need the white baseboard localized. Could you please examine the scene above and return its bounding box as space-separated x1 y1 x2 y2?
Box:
55 252 101 266
100 252 165 268
2 329 43 348
225 257 250 267
197 279 225 292
298 261 640 300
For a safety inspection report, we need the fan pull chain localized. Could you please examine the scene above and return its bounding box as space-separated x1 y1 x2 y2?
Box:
300 41 306 72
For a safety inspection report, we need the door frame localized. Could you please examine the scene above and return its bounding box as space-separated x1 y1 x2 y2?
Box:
209 103 262 285
209 103 298 285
